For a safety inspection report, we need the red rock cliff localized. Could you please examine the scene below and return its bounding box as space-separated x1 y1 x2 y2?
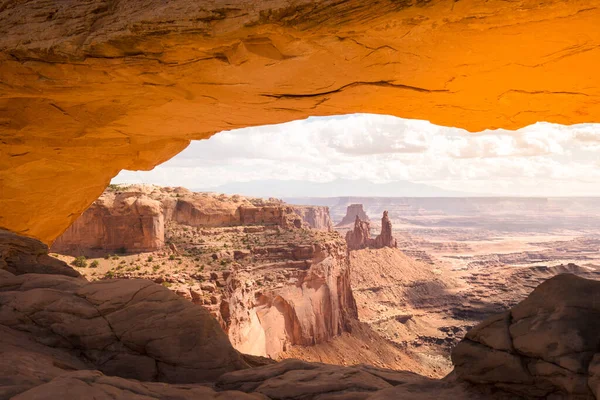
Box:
225 239 357 358
52 185 333 254
51 191 164 254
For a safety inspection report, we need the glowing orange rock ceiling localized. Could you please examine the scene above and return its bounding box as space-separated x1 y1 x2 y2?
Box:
1 0 599 243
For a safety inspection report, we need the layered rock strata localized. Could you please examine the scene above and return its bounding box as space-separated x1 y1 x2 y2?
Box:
0 274 248 386
225 239 357 358
1 229 81 278
0 231 506 399
51 185 331 254
346 211 398 251
51 191 164 254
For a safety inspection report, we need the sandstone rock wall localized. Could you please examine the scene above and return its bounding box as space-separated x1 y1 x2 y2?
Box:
171 198 241 227
291 206 333 231
51 192 164 254
225 240 357 359
52 186 332 254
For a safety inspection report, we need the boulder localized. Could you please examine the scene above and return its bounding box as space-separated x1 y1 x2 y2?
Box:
452 274 600 398
0 273 249 385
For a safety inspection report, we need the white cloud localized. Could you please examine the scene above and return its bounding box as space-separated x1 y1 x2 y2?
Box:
113 114 600 196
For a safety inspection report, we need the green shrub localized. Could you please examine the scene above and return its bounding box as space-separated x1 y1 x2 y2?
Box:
105 270 115 279
71 256 87 268
169 255 176 260
147 256 153 262
90 260 99 268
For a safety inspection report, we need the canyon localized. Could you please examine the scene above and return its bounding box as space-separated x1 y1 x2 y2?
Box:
46 187 600 384
6 188 600 398
49 185 356 361
3 1 600 398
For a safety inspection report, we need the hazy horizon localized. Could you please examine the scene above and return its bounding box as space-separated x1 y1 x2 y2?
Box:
113 114 600 197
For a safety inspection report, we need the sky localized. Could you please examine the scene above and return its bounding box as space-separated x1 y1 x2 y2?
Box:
112 114 600 197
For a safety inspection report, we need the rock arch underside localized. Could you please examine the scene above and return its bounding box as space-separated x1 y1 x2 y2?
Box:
1 0 600 244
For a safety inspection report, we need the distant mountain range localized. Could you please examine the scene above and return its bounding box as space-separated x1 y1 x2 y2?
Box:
197 178 477 198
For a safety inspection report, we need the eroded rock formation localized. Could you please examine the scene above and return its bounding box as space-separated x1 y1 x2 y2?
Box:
345 216 373 250
291 206 333 231
337 204 370 227
51 190 164 254
452 273 600 398
374 211 398 249
2 230 511 400
346 211 398 251
1 0 599 244
226 239 357 358
51 185 331 254
50 187 354 360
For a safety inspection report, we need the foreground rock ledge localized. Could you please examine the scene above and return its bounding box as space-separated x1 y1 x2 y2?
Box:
6 231 600 398
0 268 503 399
0 230 512 399
453 273 600 399
1 0 600 243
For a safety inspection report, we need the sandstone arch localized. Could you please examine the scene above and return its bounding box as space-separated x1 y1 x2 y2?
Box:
1 0 599 243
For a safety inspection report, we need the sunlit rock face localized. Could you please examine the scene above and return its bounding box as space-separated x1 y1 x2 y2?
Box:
1 0 599 243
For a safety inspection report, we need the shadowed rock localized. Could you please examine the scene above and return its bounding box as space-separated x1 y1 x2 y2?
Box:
0 229 81 278
452 273 600 398
0 272 249 387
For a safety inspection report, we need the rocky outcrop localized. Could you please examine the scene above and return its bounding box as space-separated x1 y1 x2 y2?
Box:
0 272 248 385
373 211 397 249
213 358 511 399
2 326 502 400
346 216 373 250
1 229 81 278
52 186 332 255
337 204 370 227
346 212 397 251
452 273 600 399
225 239 357 358
51 190 164 254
